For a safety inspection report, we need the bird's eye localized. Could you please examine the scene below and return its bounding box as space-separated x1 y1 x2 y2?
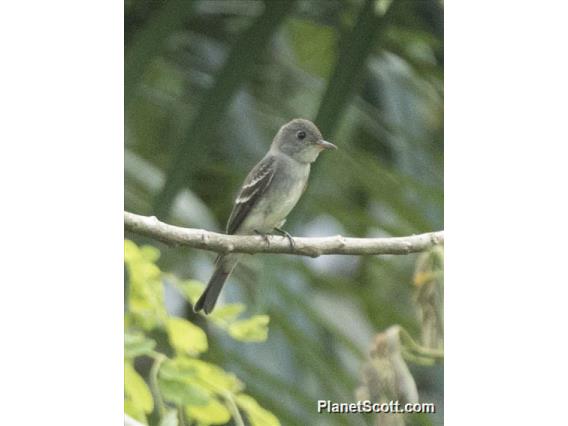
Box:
297 130 306 140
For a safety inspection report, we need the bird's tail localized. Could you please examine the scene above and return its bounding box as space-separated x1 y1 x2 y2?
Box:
194 254 240 314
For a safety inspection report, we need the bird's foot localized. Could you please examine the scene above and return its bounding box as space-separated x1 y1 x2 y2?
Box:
254 230 270 247
274 227 296 251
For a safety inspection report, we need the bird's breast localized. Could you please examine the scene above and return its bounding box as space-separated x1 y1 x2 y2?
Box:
240 161 310 234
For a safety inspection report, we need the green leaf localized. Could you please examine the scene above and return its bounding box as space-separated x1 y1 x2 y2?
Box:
185 398 231 425
140 245 161 262
166 317 208 355
124 240 141 263
159 410 179 426
158 377 210 406
124 399 147 424
125 332 156 359
228 315 270 342
161 357 243 395
125 240 167 330
159 358 198 381
130 260 161 284
236 394 280 426
124 362 154 414
209 303 246 325
173 280 205 305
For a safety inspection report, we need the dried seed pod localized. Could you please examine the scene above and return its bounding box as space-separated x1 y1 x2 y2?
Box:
413 246 444 350
359 326 419 426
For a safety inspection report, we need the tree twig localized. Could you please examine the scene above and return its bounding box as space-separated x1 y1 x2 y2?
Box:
124 211 444 257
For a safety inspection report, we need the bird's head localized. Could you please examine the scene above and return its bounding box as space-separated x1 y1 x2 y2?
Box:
272 118 337 163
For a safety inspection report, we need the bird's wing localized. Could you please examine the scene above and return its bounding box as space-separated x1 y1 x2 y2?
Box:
226 155 276 235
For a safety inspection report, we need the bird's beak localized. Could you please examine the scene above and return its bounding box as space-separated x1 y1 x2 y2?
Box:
317 140 337 150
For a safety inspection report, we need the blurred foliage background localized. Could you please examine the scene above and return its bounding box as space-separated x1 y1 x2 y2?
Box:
125 0 443 425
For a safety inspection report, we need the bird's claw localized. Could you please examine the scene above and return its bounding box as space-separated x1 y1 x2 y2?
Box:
254 230 270 247
274 227 296 251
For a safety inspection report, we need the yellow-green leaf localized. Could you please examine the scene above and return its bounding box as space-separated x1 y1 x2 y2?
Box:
158 377 210 406
167 317 208 355
124 362 154 414
124 240 141 263
191 359 244 394
162 357 243 394
140 245 160 262
228 315 270 342
174 280 205 305
185 398 231 425
125 240 167 330
124 399 147 424
159 358 198 381
125 332 156 359
236 394 280 426
209 303 246 326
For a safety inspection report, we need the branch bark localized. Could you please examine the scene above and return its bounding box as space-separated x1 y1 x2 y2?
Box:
124 211 444 257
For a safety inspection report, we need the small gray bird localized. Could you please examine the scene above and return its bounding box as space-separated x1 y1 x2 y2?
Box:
194 118 336 314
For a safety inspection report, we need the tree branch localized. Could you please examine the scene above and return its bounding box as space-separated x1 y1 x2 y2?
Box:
124 211 444 257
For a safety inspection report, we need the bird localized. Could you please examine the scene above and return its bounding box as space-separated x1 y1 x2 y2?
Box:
193 118 337 314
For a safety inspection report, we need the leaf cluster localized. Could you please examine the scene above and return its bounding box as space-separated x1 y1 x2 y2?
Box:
125 240 277 426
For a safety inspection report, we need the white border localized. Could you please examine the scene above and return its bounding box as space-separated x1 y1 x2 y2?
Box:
0 2 123 425
446 1 568 424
